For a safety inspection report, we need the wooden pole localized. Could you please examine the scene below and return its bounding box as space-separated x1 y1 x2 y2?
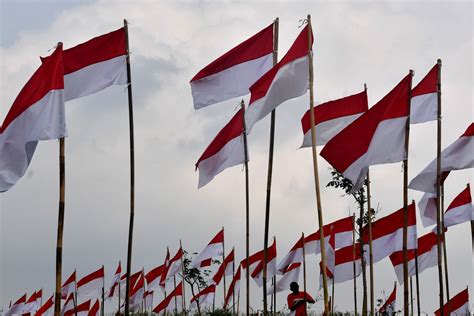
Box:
180 241 186 313
273 275 277 314
232 247 236 316
222 227 227 307
441 184 450 307
352 214 358 315
366 170 374 316
468 184 474 251
54 132 65 316
101 265 105 316
74 271 78 316
360 84 368 316
434 59 445 315
118 261 121 313
302 232 307 309
306 14 329 314
123 19 136 316
331 277 335 316
173 276 178 315
414 248 421 316
402 69 414 316
262 17 279 316
410 276 414 316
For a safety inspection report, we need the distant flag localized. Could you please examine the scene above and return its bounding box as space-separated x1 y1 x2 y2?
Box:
190 23 274 109
60 294 75 316
409 123 474 193
159 249 171 288
390 231 441 284
277 235 304 275
320 74 412 190
195 109 245 188
443 184 473 228
362 202 417 263
152 282 183 314
224 265 241 308
77 266 104 298
304 216 354 255
144 291 153 310
145 264 165 291
212 249 235 285
66 300 90 316
34 290 42 308
4 294 26 316
87 300 99 316
119 270 142 299
268 263 301 295
106 262 121 299
61 271 76 299
434 288 470 316
189 284 216 310
0 45 66 192
410 63 438 124
245 24 313 132
161 247 184 284
378 283 397 314
191 229 224 268
129 273 145 312
35 295 54 316
23 291 41 314
241 238 277 287
300 90 368 147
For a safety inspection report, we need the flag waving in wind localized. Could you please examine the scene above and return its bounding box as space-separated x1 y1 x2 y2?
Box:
410 63 439 124
191 229 224 268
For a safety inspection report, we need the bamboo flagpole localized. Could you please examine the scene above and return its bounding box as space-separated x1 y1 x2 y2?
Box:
118 261 121 313
302 232 307 316
222 227 227 305
366 170 374 316
262 17 279 316
441 184 450 306
352 214 358 315
331 277 335 315
414 223 421 316
173 276 178 315
101 265 105 316
469 183 474 251
410 276 414 315
123 19 136 316
232 247 236 315
306 14 329 314
179 240 186 313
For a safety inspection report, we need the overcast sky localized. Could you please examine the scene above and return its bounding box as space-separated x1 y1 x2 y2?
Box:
1 0 473 314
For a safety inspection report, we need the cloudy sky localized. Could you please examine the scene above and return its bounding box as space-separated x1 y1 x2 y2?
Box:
1 0 473 314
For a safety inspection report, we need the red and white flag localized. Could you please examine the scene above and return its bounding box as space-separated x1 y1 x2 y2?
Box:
189 284 216 310
144 291 154 310
301 90 368 147
304 216 354 255
362 202 417 263
160 247 184 285
77 266 104 298
212 249 234 285
277 236 304 275
23 291 41 314
60 294 75 316
0 45 66 192
434 288 470 316
145 264 165 291
61 271 76 299
129 273 145 312
245 24 313 132
409 123 474 193
242 238 277 287
4 294 26 316
269 263 301 295
34 290 42 308
106 262 121 299
191 229 224 268
87 300 99 316
378 283 397 314
35 295 53 316
67 300 90 316
119 270 142 299
152 282 183 314
224 265 241 308
320 74 412 190
444 184 473 228
319 229 336 289
61 28 127 101
410 63 438 124
417 172 451 227
190 24 274 109
322 243 362 286
158 249 171 288
196 109 245 188
390 231 440 284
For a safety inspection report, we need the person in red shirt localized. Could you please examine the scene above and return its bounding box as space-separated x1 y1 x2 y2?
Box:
287 282 315 315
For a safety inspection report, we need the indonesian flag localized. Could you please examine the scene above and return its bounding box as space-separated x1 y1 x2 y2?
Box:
410 63 438 124
158 249 171 288
161 247 184 285
152 282 183 314
23 291 41 314
4 294 26 316
77 266 104 298
0 45 67 192
106 262 121 299
60 294 75 316
333 244 362 284
195 109 245 188
224 265 241 308
378 283 397 314
67 300 90 316
189 284 216 310
119 270 142 299
409 123 474 193
304 216 354 255
277 236 304 275
268 263 301 295
417 172 451 227
434 288 470 316
320 74 412 190
362 202 417 263
319 229 336 289
145 264 165 291
35 295 53 316
444 184 473 228
190 23 274 109
61 271 76 299
87 300 99 316
245 24 313 132
144 291 153 310
390 231 441 284
191 229 224 268
129 273 145 312
61 27 127 101
212 249 234 285
241 238 277 287
35 290 42 308
300 90 368 147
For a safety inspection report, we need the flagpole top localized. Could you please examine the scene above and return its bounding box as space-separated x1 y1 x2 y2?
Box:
437 58 442 65
409 69 414 76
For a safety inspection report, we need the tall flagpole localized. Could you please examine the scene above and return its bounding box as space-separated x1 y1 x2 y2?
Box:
306 14 329 314
179 241 186 313
402 69 414 316
414 248 421 316
366 170 374 316
262 17 279 316
123 19 136 316
434 59 445 315
101 265 105 316
222 227 227 305
469 183 474 251
441 184 450 306
410 276 414 315
118 261 121 313
232 247 236 315
352 214 358 315
302 232 307 316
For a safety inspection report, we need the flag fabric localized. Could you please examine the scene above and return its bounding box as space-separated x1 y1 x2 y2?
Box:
390 231 441 284
245 24 313 132
320 74 412 190
224 265 241 308
161 247 184 285
409 123 474 193
190 24 274 109
268 263 301 295
434 288 470 316
276 236 304 275
66 300 90 316
119 270 142 299
304 216 354 255
189 284 216 310
61 271 76 299
4 294 26 316
145 264 165 291
77 266 104 298
129 273 145 312
330 243 362 285
300 90 368 147
35 295 54 316
152 282 183 314
191 229 224 268
418 192 438 228
410 63 438 124
195 109 245 188
0 45 66 192
144 291 153 310
106 262 121 299
60 294 75 316
34 290 42 308
87 300 99 316
444 185 473 228
319 229 336 289
60 28 127 101
23 292 40 314
158 249 171 288
241 238 277 287
212 249 234 285
378 283 397 314
362 202 417 263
